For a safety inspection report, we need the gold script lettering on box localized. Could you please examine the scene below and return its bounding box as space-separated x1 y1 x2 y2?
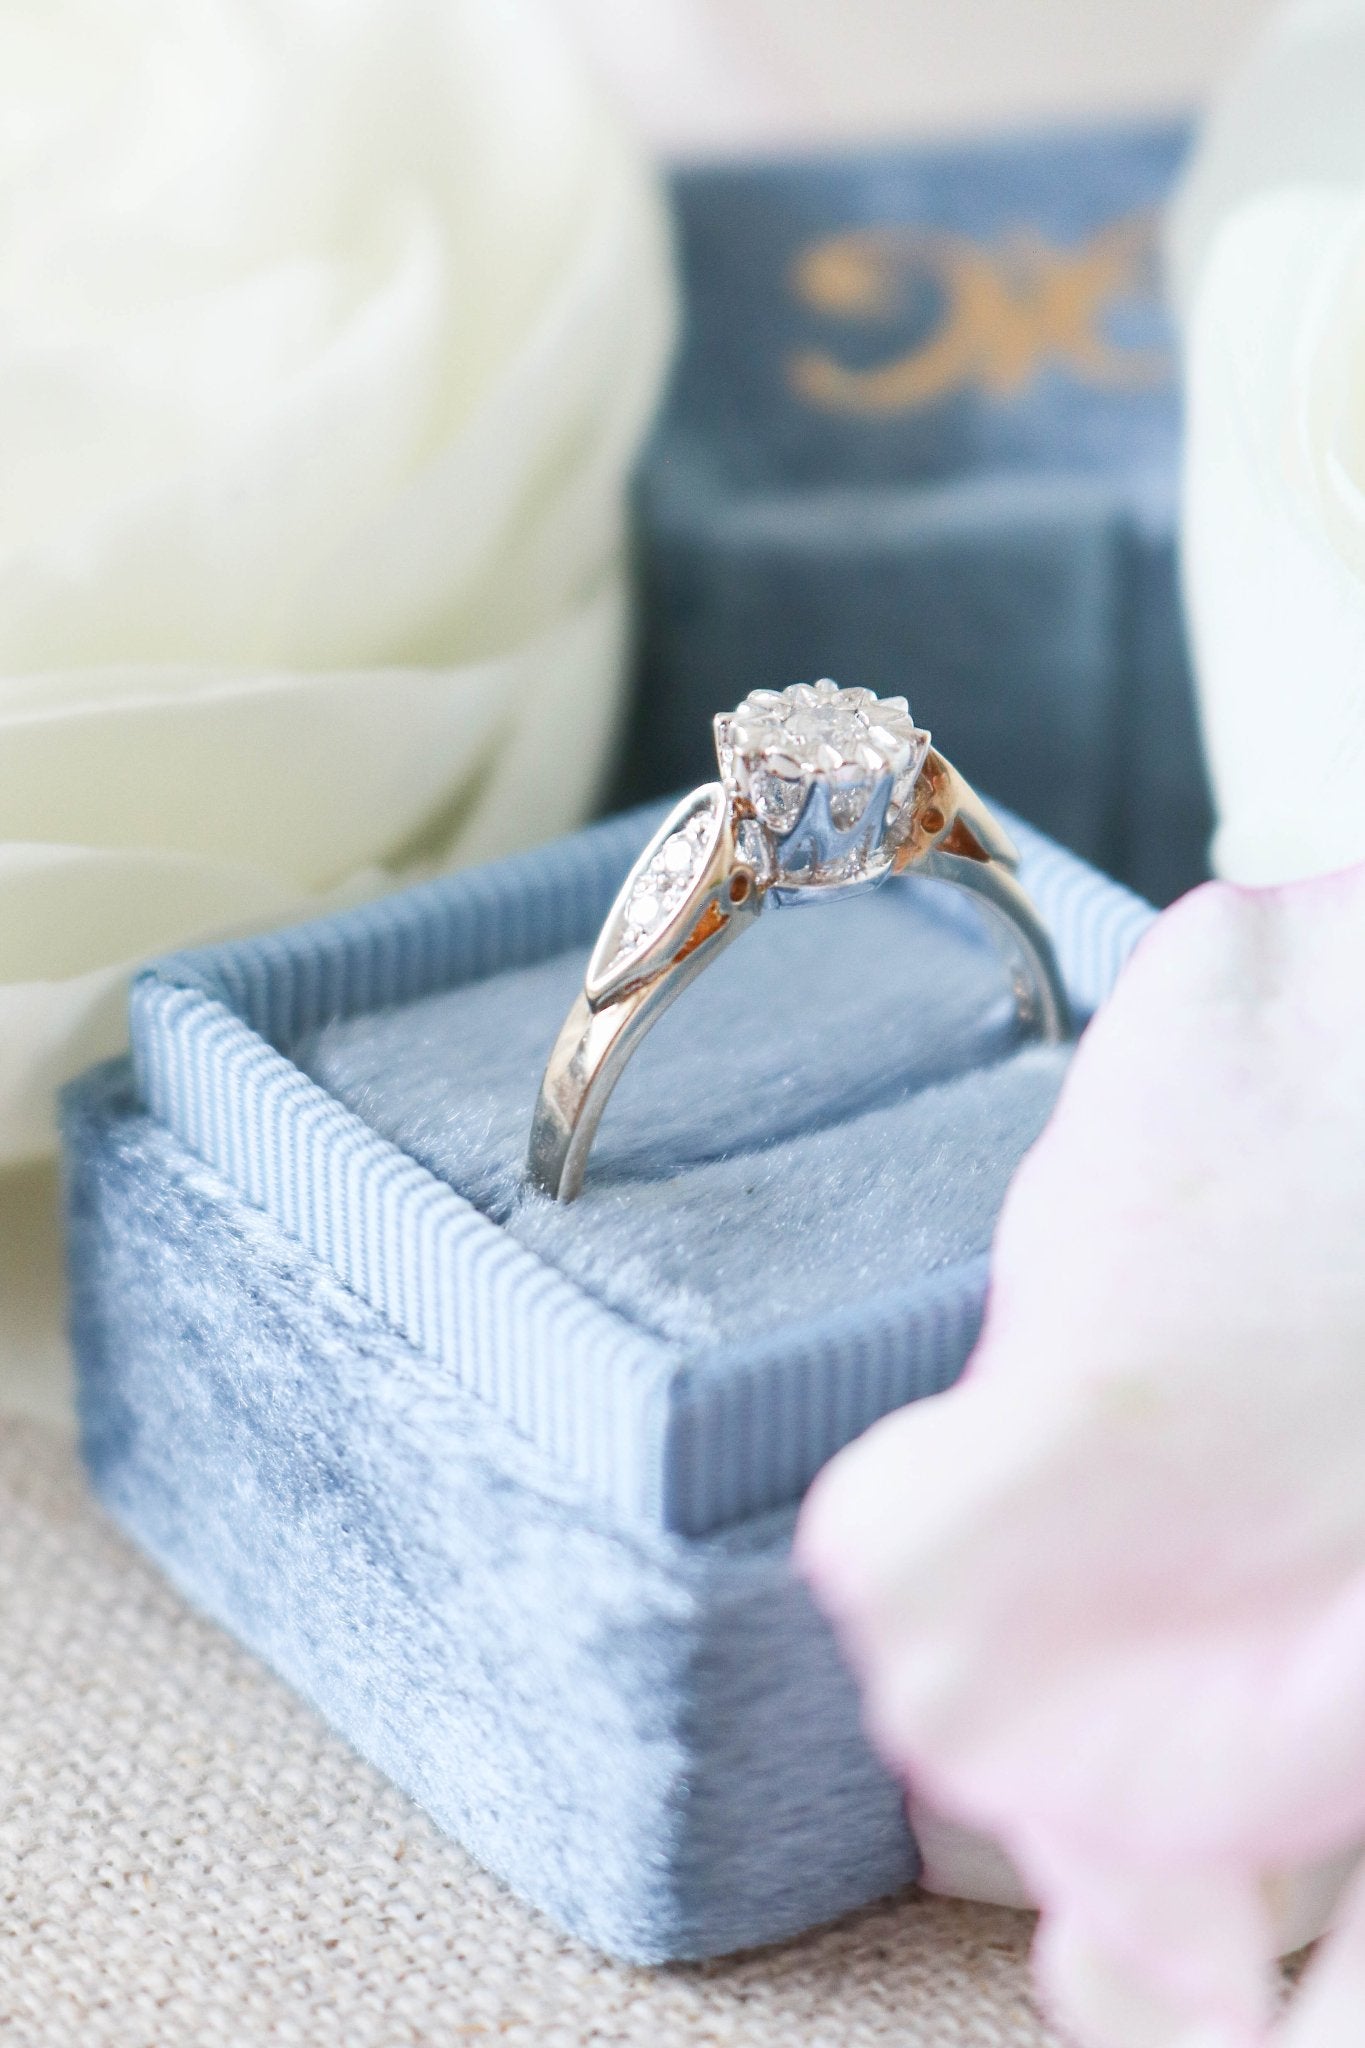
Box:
788 214 1169 411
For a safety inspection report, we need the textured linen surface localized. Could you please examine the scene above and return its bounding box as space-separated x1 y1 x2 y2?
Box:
0 1416 1057 2048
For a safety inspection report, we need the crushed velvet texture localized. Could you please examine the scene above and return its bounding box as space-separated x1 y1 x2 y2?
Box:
297 884 1070 1348
65 1067 917 1964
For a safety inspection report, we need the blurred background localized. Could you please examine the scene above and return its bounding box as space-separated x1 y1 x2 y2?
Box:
578 0 1283 909
553 0 1275 154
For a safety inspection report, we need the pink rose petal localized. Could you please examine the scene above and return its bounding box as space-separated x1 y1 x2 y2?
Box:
798 865 1365 2046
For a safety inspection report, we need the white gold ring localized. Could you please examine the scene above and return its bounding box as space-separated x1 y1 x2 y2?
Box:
528 680 1072 1201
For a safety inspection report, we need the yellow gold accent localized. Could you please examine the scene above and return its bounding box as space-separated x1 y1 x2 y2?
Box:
939 816 992 864
673 899 727 963
788 214 1167 414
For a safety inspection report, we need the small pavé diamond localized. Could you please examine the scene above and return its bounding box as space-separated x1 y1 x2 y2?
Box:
735 818 771 882
623 893 658 940
598 791 725 980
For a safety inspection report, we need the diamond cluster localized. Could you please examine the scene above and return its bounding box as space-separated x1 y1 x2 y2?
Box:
715 679 928 893
613 794 720 960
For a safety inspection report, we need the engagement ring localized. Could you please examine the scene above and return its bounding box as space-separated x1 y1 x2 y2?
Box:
527 680 1071 1200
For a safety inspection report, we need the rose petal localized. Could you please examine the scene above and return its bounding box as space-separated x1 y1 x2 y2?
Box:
0 0 674 674
0 844 308 985
798 865 1365 2045
0 583 627 885
907 1792 1034 1908
0 665 505 885
1182 187 1365 886
0 573 631 1176
1167 0 1365 321
1279 1858 1365 2048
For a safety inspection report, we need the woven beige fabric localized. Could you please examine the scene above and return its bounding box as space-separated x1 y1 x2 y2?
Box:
0 1419 1056 2048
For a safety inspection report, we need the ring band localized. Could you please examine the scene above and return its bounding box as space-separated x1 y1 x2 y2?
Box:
527 680 1071 1202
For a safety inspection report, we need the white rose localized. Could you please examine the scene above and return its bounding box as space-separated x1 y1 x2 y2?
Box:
0 0 675 1169
1167 0 1365 318
1170 1 1365 885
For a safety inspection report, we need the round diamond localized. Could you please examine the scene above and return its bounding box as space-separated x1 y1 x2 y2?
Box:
660 834 695 877
829 783 872 830
627 888 659 932
751 767 804 830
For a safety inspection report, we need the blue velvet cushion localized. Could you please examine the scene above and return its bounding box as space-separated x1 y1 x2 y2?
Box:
64 802 1154 1962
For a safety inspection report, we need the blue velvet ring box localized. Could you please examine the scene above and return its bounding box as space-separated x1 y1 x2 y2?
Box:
63 801 1154 1963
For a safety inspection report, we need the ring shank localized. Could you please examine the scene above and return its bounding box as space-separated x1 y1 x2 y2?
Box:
527 770 1072 1202
915 843 1071 1042
527 918 748 1203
